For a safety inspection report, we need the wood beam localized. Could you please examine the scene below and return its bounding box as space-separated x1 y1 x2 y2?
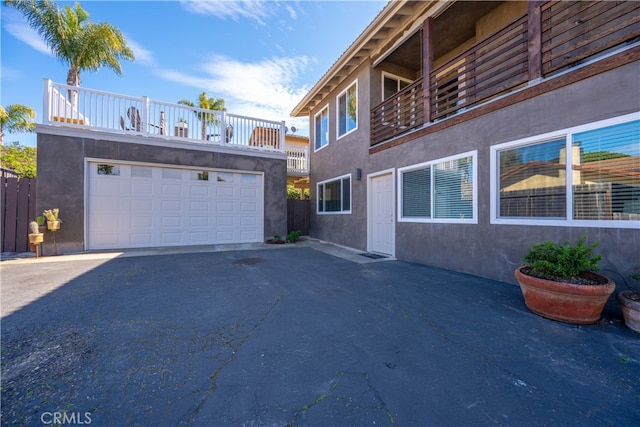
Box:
422 17 434 124
528 0 543 80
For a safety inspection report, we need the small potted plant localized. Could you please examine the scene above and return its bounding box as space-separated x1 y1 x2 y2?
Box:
617 273 640 333
43 208 62 231
28 220 44 258
28 221 44 245
514 235 616 324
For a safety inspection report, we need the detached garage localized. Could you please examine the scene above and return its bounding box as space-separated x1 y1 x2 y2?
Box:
36 128 287 255
86 161 264 250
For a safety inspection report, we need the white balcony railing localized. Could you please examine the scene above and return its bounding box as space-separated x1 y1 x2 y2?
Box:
43 79 286 153
285 145 309 175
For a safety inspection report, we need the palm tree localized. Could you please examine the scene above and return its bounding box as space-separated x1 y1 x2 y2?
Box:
0 104 36 146
178 92 226 140
5 0 135 106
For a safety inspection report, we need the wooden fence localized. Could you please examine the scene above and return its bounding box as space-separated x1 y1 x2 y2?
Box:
1 177 37 253
287 199 310 235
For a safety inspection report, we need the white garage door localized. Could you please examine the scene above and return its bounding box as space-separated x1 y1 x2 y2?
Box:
87 162 263 250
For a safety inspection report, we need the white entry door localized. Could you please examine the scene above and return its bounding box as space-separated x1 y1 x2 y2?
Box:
369 172 394 255
87 162 263 250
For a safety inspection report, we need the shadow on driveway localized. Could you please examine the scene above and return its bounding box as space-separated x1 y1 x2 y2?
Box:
1 246 639 426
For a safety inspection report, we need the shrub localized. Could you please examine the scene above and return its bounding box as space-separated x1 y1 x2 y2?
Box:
523 235 602 280
286 230 302 243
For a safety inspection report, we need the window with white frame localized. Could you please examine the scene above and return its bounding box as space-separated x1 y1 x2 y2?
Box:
337 81 357 138
314 105 329 150
492 114 639 227
317 174 351 214
382 72 411 101
399 151 477 222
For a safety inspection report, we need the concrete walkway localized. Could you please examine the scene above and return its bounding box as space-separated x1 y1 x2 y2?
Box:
1 240 638 426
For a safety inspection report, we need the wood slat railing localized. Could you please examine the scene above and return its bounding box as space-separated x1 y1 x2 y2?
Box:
541 0 640 75
429 14 529 122
370 1 639 147
370 79 424 146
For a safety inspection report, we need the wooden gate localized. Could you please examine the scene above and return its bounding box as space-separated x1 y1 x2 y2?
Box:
287 199 310 235
1 177 37 253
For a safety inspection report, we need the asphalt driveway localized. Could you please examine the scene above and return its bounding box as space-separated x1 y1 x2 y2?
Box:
1 243 639 426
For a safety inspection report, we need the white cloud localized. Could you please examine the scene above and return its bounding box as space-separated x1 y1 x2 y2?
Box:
125 36 154 66
179 0 274 25
155 54 313 129
3 10 51 55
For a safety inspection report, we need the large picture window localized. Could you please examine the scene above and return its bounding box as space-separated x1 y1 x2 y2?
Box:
318 175 351 214
337 81 357 138
314 105 328 151
492 114 639 227
399 151 477 223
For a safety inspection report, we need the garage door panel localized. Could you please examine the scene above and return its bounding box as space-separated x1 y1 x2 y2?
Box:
216 186 234 197
131 182 153 194
161 232 182 243
216 201 233 212
240 216 257 226
190 200 209 211
161 183 182 195
240 230 258 241
161 200 182 211
216 216 234 227
240 202 257 212
240 188 257 198
130 215 153 226
88 162 263 250
190 186 209 197
130 233 154 245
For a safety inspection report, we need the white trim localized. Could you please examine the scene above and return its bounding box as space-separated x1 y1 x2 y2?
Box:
37 124 287 161
336 80 358 140
490 112 640 229
398 150 478 224
313 104 329 152
381 71 413 102
317 173 352 215
367 168 396 256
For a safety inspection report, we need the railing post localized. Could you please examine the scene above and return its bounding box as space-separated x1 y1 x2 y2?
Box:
422 17 434 123
42 78 52 124
142 96 150 136
528 0 543 81
280 121 286 151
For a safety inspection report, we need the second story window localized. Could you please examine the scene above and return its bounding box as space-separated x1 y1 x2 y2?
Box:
337 80 357 138
314 105 329 151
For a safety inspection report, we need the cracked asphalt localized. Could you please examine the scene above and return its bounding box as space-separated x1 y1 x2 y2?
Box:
1 243 639 426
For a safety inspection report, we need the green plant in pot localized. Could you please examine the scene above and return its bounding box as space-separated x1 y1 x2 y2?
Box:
43 208 62 231
514 235 615 324
617 273 640 334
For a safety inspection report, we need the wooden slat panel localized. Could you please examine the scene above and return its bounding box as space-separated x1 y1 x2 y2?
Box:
15 178 32 252
2 178 19 252
541 0 640 75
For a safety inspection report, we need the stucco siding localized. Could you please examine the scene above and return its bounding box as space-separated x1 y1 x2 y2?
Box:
36 132 287 254
311 58 640 284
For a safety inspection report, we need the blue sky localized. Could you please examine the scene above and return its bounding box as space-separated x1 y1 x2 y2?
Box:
1 0 386 147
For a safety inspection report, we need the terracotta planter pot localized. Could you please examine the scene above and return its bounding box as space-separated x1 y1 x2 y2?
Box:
514 267 615 325
617 291 640 334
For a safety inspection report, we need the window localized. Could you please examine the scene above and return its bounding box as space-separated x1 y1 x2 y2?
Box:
318 174 351 214
399 151 477 223
382 73 411 101
337 81 357 138
97 164 120 175
492 114 639 227
314 105 329 150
